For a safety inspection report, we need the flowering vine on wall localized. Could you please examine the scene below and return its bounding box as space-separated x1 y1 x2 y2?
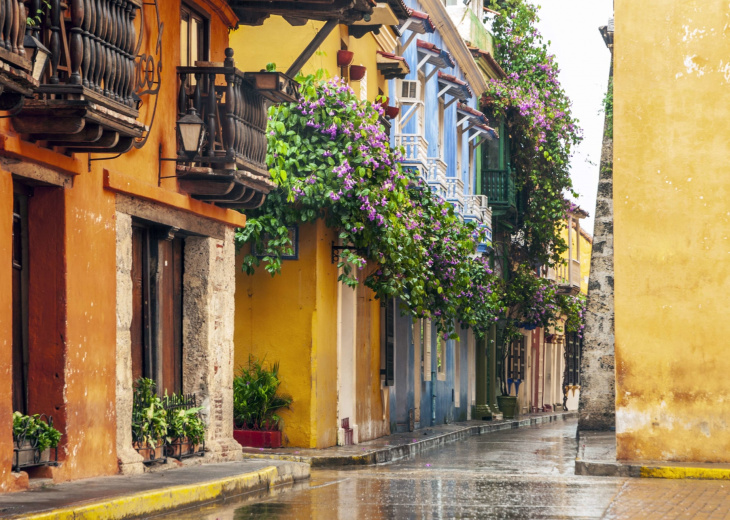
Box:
236 72 502 338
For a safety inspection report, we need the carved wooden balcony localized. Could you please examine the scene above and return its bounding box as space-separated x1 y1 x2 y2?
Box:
12 0 145 154
0 0 38 103
175 49 298 209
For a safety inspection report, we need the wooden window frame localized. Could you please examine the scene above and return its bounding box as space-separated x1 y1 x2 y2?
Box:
181 3 210 67
11 184 31 415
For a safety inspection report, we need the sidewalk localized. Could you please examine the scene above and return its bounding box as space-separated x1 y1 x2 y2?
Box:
241 410 578 467
575 430 730 480
0 460 309 520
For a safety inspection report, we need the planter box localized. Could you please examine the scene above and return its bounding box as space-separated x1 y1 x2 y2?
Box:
165 438 204 460
133 441 166 463
13 443 50 471
233 429 282 449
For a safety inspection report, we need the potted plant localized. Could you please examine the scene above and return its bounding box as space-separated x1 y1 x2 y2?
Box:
12 412 61 471
385 105 400 119
165 399 206 460
233 355 292 449
132 378 167 463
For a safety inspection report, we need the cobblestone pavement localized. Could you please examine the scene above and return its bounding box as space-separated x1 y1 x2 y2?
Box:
158 419 730 519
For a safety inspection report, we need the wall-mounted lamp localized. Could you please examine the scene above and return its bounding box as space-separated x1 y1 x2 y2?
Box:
176 107 206 159
23 34 51 82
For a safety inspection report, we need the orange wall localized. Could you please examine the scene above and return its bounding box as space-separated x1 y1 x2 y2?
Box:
0 0 240 486
0 170 16 492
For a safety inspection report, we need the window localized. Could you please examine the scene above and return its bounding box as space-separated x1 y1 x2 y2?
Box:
12 186 29 414
565 332 581 386
422 319 432 380
181 4 209 67
131 223 185 395
508 336 526 382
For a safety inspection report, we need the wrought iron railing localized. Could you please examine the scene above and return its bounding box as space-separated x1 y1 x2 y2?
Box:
163 393 205 461
12 414 59 472
481 169 515 208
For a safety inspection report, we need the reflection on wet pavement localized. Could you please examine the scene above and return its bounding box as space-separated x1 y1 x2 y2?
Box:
158 420 633 519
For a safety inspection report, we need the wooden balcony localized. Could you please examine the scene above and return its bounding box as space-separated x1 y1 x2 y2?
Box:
12 0 145 154
547 259 581 296
0 0 38 101
175 49 298 209
481 169 515 210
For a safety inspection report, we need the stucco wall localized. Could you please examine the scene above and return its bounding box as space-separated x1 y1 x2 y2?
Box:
613 0 730 461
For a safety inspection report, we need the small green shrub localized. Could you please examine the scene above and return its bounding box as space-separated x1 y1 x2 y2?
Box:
132 378 167 447
233 356 292 431
12 412 61 452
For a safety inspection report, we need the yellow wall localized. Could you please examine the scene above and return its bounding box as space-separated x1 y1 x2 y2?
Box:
234 220 338 448
579 230 592 295
230 18 389 101
614 0 730 462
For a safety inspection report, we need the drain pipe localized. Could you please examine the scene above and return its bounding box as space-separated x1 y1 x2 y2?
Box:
431 370 436 426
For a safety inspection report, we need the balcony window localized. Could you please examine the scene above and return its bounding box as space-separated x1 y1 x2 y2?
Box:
181 4 210 68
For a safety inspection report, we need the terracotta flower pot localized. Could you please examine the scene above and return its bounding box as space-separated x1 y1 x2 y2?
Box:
385 105 400 119
349 65 366 81
337 50 354 67
233 429 282 449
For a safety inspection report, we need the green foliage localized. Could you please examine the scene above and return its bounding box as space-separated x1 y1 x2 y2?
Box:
484 0 582 267
236 74 501 338
26 0 51 27
233 356 293 431
501 264 560 340
602 77 613 138
560 293 587 338
165 404 206 445
12 411 61 453
132 378 168 447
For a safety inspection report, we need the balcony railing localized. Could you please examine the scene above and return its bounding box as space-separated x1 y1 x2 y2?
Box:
446 177 464 214
175 49 297 209
481 169 515 209
12 0 145 153
0 0 37 98
394 133 428 167
548 258 581 295
425 157 447 199
465 194 488 223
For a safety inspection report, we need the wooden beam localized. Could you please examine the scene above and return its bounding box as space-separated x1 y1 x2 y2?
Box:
286 20 339 77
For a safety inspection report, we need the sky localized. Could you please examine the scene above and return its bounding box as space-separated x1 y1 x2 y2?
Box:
534 1 613 234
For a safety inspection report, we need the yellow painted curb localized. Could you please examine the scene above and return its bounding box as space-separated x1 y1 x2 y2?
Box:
640 465 730 480
15 466 281 520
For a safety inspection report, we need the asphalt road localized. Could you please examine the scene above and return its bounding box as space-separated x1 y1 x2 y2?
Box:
157 419 730 519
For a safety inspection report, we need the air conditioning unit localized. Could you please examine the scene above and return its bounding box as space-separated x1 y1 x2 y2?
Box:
398 79 420 103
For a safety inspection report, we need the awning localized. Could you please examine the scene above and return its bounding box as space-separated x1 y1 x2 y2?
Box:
416 40 455 73
456 103 488 128
468 46 507 79
399 10 435 51
437 72 472 108
468 123 498 146
376 51 410 79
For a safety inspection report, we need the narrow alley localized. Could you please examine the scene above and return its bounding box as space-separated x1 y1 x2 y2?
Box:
156 419 730 519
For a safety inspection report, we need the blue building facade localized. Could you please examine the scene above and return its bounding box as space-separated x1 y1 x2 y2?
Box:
385 0 494 432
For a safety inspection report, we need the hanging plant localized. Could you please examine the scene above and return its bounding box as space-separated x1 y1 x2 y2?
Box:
236 73 501 338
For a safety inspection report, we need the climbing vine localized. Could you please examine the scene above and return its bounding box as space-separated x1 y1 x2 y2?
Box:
484 0 582 267
236 73 502 337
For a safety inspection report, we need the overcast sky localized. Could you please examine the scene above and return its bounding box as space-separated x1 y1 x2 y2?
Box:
535 1 613 234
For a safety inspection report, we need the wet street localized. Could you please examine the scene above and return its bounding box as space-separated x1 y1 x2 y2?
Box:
158 420 730 519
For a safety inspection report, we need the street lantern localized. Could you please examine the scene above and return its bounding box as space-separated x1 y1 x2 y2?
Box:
177 107 206 158
23 34 51 82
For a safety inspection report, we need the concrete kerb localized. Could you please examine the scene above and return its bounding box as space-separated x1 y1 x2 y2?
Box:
3 462 310 520
574 430 730 480
243 412 579 468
